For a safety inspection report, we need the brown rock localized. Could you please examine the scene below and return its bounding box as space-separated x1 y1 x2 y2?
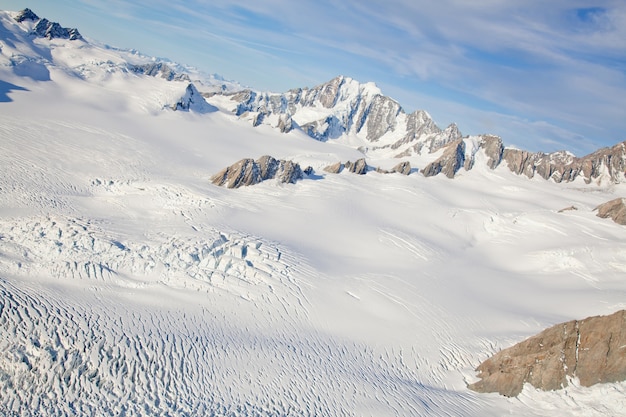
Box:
480 135 504 169
344 158 369 175
323 162 344 174
595 198 626 225
469 310 626 397
211 156 304 188
325 159 369 175
375 161 412 175
502 141 626 184
557 205 578 213
422 139 465 178
391 161 411 175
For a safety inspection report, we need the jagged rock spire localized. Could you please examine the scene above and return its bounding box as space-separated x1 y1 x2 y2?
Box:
14 8 83 40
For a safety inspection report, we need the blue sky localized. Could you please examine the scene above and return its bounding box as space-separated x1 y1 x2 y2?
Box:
1 0 625 155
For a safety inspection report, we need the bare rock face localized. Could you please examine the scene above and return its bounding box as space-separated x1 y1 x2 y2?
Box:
391 161 411 175
276 114 295 133
376 161 412 175
422 139 466 178
323 158 369 175
469 310 626 397
480 135 505 169
364 95 401 142
211 156 306 188
344 158 369 175
323 162 344 174
595 198 626 225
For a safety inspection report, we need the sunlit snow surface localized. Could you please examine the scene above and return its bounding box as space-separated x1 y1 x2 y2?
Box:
1 13 626 417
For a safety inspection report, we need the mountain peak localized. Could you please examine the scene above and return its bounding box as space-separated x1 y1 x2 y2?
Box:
14 8 39 23
14 8 83 41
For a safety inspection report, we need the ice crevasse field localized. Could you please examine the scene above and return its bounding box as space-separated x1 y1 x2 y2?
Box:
0 8 625 416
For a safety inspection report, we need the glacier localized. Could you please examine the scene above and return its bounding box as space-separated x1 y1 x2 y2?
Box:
1 8 626 417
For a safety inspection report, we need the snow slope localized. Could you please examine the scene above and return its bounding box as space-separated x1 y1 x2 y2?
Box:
1 9 626 417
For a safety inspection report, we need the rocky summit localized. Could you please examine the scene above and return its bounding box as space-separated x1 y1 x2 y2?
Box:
15 8 82 41
223 76 461 157
469 310 626 397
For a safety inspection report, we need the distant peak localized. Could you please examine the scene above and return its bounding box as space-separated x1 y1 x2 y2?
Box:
13 8 83 41
329 75 380 96
14 8 39 23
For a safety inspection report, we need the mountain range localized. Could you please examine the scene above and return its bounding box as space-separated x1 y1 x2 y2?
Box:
5 8 624 186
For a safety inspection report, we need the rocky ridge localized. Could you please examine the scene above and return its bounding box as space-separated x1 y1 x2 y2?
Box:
469 310 626 397
323 159 412 176
15 8 83 41
210 156 310 188
422 135 626 183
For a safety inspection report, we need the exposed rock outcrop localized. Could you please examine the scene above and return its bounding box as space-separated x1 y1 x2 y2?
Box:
479 135 505 169
211 156 308 188
323 161 344 174
377 161 412 175
391 161 412 175
594 198 626 225
344 158 369 175
557 205 578 213
323 158 370 175
422 139 466 178
469 310 626 397
277 114 296 133
325 159 413 176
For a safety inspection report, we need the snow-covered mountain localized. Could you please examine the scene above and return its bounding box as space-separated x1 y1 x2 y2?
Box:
1 8 626 417
218 75 462 156
0 8 239 108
